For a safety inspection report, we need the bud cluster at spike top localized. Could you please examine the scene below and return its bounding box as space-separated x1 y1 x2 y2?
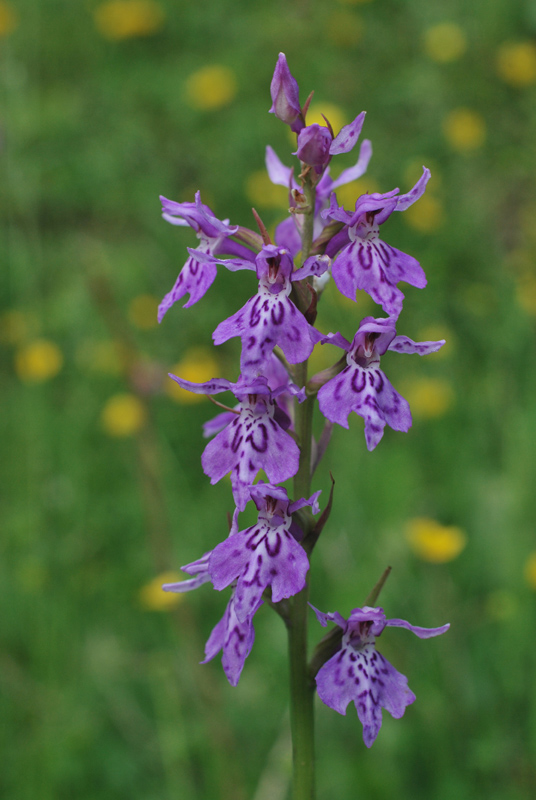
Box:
158 53 449 747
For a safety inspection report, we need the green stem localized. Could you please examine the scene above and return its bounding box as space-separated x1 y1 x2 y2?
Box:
287 174 317 800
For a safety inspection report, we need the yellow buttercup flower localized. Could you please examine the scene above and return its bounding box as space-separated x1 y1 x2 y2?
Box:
245 170 289 209
406 517 466 563
184 65 237 111
94 0 165 40
524 552 536 590
424 23 467 63
403 194 444 233
101 393 146 436
497 41 536 87
166 348 220 404
15 340 63 383
128 294 159 330
443 108 486 152
0 2 17 36
139 572 184 610
400 377 454 419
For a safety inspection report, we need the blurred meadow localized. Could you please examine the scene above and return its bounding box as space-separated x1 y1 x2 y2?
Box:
2 0 536 797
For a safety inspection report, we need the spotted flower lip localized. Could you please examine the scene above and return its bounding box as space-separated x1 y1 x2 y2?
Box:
167 373 305 510
212 245 329 377
311 604 450 747
209 484 320 622
202 589 262 687
158 191 254 319
315 316 445 450
321 168 431 317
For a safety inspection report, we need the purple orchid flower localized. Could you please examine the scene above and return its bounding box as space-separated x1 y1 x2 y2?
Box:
158 191 254 319
210 483 321 622
269 53 304 133
265 140 372 258
202 354 297 439
167 373 305 510
311 604 450 747
315 316 444 451
294 112 366 174
212 244 330 377
321 168 431 317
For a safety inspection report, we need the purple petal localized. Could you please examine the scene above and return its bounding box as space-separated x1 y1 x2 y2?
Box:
395 167 431 211
331 139 373 189
293 254 331 281
331 238 426 317
265 146 293 187
388 336 445 356
329 111 366 155
318 364 412 450
274 216 301 257
158 253 217 319
288 489 322 516
386 618 450 638
315 643 416 747
309 604 347 630
201 592 261 686
168 374 234 396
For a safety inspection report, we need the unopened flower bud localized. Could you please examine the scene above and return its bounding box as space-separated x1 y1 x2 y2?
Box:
269 53 304 132
294 124 332 170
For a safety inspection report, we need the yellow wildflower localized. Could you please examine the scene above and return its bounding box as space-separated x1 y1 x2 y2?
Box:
128 294 159 330
139 572 184 611
497 41 536 87
406 517 466 563
443 108 486 152
15 340 63 383
184 65 237 111
524 552 536 590
166 347 220 404
101 393 146 436
400 377 454 419
424 23 467 63
94 0 165 40
0 1 17 36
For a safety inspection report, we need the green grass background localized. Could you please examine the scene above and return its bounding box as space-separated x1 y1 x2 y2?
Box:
2 0 536 798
